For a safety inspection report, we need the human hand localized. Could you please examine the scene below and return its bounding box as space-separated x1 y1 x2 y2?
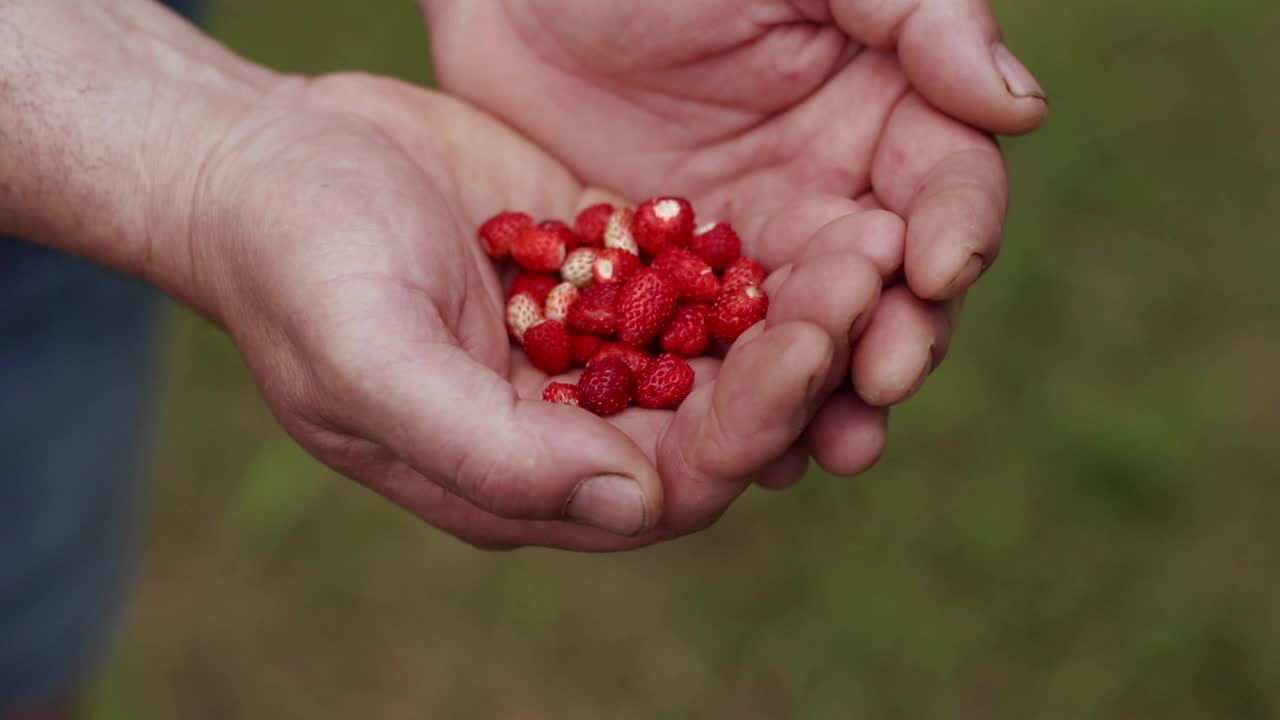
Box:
168 73 857 550
424 0 1045 479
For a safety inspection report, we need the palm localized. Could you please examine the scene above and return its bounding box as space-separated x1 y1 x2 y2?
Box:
426 0 1013 476
200 74 839 551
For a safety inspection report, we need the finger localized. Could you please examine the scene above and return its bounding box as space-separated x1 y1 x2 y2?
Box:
755 443 815 490
852 284 962 406
826 0 1048 135
753 196 904 279
657 321 835 529
804 390 889 475
767 251 882 393
872 94 1009 300
327 312 662 537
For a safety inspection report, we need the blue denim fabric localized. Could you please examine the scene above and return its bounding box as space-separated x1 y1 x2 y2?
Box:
0 0 202 709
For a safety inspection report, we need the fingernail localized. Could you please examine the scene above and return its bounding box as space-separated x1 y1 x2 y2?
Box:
945 253 987 295
565 475 649 537
907 346 935 399
993 43 1046 101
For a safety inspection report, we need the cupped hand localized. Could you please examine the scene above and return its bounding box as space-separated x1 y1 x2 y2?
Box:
423 0 1046 481
179 73 847 551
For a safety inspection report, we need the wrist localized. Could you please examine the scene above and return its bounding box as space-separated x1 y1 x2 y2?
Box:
0 0 285 319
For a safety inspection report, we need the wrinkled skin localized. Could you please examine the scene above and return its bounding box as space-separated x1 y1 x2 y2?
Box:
422 0 1043 481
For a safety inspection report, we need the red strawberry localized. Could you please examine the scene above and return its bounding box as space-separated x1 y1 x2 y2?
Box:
592 247 643 286
478 211 533 259
721 256 767 289
508 272 559 305
512 225 568 272
571 333 607 367
574 203 614 248
506 293 544 343
689 222 742 271
523 320 573 375
651 248 720 303
560 247 598 288
543 381 583 406
538 219 580 252
578 357 635 416
588 343 653 378
544 282 579 323
566 283 620 337
709 282 769 343
632 197 695 255
616 268 680 347
635 353 696 409
660 304 711 357
603 207 640 255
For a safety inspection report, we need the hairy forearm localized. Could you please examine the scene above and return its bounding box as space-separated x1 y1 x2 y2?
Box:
0 0 278 304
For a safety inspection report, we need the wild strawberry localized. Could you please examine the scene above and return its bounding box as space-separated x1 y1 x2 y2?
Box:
651 248 720 304
632 197 695 255
512 225 568 272
588 343 653 378
478 211 533 259
571 333 607 367
660 304 711 357
689 222 742 271
635 353 696 409
578 357 635 416
592 247 643 286
560 247 599 288
616 268 680 347
566 283 620 337
506 293 544 343
574 203 614 247
542 381 583 406
603 207 640 255
709 282 769 343
544 282 580 323
538 219 580 252
508 272 559 305
523 320 573 375
721 256 767 289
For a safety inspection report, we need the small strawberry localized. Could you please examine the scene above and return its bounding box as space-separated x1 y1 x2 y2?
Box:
566 283 620 337
589 342 653 378
523 320 573 375
660 304 711 357
506 293 544 343
560 247 599 288
574 203 614 247
544 282 580 323
709 282 769 343
478 211 533 259
635 353 696 409
616 268 680 347
538 219 580 252
542 381 583 407
721 256 767 289
578 357 635 416
651 248 720 303
632 197 695 256
508 272 559 305
603 207 640 255
571 333 607 367
512 225 568 272
592 247 643 286
689 222 742 271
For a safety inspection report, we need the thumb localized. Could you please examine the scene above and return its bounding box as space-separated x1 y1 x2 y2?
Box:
349 339 661 538
828 0 1048 135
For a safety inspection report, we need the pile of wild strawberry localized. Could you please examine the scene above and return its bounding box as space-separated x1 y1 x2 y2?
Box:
478 197 769 416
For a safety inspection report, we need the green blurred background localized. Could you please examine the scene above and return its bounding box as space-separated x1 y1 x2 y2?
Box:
89 1 1280 718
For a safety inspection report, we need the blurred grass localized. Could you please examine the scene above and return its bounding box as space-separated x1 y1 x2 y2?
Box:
91 1 1280 718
